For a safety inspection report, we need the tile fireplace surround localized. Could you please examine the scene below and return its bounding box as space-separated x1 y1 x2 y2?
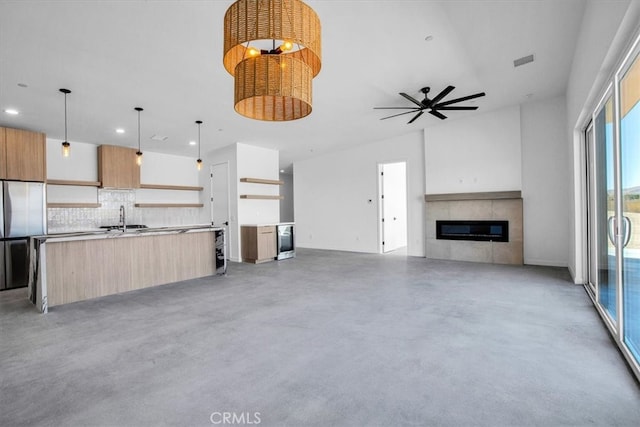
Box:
425 191 523 265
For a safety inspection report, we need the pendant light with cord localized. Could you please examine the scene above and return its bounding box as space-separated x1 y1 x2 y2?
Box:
195 120 203 171
134 107 143 166
59 88 71 157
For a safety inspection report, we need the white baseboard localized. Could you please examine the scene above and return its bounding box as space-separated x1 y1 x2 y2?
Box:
567 264 585 285
524 258 567 268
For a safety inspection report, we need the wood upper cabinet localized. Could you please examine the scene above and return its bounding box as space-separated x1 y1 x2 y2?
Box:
241 225 277 263
0 128 6 179
2 127 46 182
98 145 140 188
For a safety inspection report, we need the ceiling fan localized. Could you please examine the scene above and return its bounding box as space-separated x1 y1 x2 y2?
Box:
375 86 486 124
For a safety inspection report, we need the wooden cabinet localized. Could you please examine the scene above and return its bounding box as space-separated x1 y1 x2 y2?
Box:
98 145 140 188
1 127 46 182
41 229 223 309
241 225 277 263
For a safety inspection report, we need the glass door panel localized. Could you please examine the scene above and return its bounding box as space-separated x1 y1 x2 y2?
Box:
587 124 597 295
620 50 640 360
594 96 618 321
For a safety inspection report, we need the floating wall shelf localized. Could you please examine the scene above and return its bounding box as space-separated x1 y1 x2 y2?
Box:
47 179 101 187
47 203 102 208
240 195 283 200
139 184 203 191
424 191 522 202
134 203 204 208
240 178 284 185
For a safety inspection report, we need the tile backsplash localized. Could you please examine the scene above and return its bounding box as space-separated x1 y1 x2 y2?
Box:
47 189 204 233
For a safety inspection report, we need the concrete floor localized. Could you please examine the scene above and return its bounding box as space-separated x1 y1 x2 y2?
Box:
1 248 640 427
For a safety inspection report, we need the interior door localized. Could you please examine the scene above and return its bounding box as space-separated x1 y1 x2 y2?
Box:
620 48 640 360
380 162 408 253
211 162 231 259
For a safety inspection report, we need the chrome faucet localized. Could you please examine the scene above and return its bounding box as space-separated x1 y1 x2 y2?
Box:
119 205 126 232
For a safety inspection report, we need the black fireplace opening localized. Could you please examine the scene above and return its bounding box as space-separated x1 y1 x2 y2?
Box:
436 220 509 242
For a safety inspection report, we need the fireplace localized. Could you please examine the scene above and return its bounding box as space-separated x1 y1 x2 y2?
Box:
436 220 509 242
425 191 522 264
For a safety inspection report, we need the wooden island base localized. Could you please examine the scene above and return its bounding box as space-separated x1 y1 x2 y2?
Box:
30 227 225 312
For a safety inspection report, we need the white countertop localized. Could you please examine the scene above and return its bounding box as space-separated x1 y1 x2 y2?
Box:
35 224 223 243
241 222 295 227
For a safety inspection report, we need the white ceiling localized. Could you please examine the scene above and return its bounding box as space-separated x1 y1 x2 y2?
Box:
0 0 586 171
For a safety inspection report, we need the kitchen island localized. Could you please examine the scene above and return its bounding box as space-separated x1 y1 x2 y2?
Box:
29 225 225 313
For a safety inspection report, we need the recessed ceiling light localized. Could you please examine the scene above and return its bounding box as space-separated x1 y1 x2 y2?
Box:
116 128 125 134
150 134 168 142
189 141 197 146
4 109 19 115
280 169 285 173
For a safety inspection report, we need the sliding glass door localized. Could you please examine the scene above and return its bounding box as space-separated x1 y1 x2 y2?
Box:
586 34 640 374
620 49 640 360
590 95 617 323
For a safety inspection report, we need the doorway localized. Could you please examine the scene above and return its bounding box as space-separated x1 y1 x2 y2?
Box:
211 162 231 259
378 161 408 254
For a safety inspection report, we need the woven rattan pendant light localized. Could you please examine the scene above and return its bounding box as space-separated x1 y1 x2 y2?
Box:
223 0 321 121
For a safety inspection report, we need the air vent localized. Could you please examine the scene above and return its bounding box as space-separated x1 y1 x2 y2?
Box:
513 54 534 67
150 134 168 142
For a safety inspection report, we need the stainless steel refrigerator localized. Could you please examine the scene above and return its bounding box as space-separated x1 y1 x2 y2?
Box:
1 181 46 290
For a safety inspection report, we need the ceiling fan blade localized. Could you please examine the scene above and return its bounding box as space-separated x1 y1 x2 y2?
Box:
427 85 455 107
429 109 448 120
380 109 421 120
407 111 424 124
399 92 424 107
436 106 478 111
435 92 486 107
373 106 421 110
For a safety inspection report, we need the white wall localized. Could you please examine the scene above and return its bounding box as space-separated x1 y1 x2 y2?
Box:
521 95 569 266
204 143 280 262
136 151 200 205
46 139 100 205
139 151 199 186
294 131 425 256
566 0 634 131
237 143 280 226
47 139 98 181
424 102 571 267
280 173 294 222
566 0 640 282
425 106 522 193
